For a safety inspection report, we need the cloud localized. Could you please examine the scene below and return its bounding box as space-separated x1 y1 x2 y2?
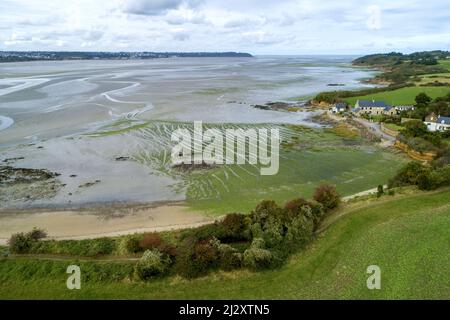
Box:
171 29 190 41
366 5 382 30
0 0 449 54
121 0 202 16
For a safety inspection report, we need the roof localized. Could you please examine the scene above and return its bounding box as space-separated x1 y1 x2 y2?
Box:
437 116 450 125
335 102 347 108
357 100 388 108
352 107 361 113
384 106 394 111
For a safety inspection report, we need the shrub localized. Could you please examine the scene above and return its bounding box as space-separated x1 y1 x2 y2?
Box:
26 228 47 241
417 172 434 190
175 236 218 278
285 210 315 247
284 198 324 229
134 249 171 280
139 233 163 251
377 185 384 198
8 233 33 254
313 184 341 211
388 162 430 188
243 238 273 270
86 238 115 257
210 237 241 270
117 236 141 255
219 213 249 241
250 201 285 247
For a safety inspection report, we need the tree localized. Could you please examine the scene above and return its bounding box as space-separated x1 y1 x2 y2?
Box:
377 185 384 198
401 120 428 138
313 184 341 211
430 101 449 117
415 92 432 105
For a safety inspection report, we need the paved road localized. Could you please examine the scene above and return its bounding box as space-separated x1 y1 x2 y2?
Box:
352 117 396 145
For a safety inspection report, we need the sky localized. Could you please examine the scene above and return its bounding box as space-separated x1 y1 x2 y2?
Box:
0 0 449 55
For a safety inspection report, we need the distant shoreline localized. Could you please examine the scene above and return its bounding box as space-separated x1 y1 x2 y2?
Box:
0 51 253 63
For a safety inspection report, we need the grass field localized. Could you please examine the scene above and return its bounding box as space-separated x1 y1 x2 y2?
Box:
414 60 450 85
1 188 448 299
384 123 403 131
344 86 450 106
438 59 450 70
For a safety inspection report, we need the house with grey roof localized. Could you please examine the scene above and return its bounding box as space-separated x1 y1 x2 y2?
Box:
330 102 348 114
353 100 393 116
424 113 450 132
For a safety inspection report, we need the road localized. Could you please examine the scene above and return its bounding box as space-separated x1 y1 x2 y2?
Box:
352 117 396 146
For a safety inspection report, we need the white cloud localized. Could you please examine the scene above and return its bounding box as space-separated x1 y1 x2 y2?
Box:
0 0 448 54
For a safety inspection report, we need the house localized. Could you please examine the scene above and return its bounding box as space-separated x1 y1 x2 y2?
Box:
330 103 347 114
354 100 392 116
424 113 450 132
395 105 415 113
383 106 397 116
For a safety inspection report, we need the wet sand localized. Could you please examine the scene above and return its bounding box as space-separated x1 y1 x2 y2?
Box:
0 204 215 245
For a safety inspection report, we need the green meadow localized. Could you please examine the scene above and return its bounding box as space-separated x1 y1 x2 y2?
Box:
1 188 448 299
344 86 450 106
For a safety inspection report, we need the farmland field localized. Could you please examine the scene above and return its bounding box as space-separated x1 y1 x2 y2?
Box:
345 86 450 106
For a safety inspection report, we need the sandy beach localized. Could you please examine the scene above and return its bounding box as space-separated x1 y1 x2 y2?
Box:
0 204 215 245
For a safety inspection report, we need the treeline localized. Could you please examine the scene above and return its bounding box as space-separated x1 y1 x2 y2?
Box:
0 51 253 63
353 50 450 67
7 184 341 281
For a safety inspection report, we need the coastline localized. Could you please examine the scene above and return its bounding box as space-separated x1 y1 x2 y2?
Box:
0 203 215 245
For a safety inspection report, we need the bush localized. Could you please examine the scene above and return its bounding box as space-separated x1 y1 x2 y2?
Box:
219 213 249 241
313 184 341 211
134 249 171 280
117 236 141 255
86 238 115 257
27 228 47 241
8 228 47 254
175 236 218 278
250 201 285 247
242 238 273 270
8 233 33 254
285 211 315 247
284 198 324 229
139 233 163 251
377 185 384 198
210 237 242 270
388 162 429 188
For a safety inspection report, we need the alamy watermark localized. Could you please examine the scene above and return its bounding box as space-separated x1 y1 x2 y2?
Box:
66 265 81 290
366 265 381 290
171 121 280 175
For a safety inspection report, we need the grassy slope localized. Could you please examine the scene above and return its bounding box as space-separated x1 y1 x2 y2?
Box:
344 86 450 106
1 188 448 299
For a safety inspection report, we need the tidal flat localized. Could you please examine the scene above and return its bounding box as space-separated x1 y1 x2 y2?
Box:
0 56 404 219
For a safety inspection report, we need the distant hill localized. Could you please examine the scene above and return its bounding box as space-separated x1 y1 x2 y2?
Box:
0 51 253 62
353 50 450 67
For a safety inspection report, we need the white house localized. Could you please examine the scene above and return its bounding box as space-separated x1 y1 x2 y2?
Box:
424 113 450 132
395 106 415 113
330 103 347 114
